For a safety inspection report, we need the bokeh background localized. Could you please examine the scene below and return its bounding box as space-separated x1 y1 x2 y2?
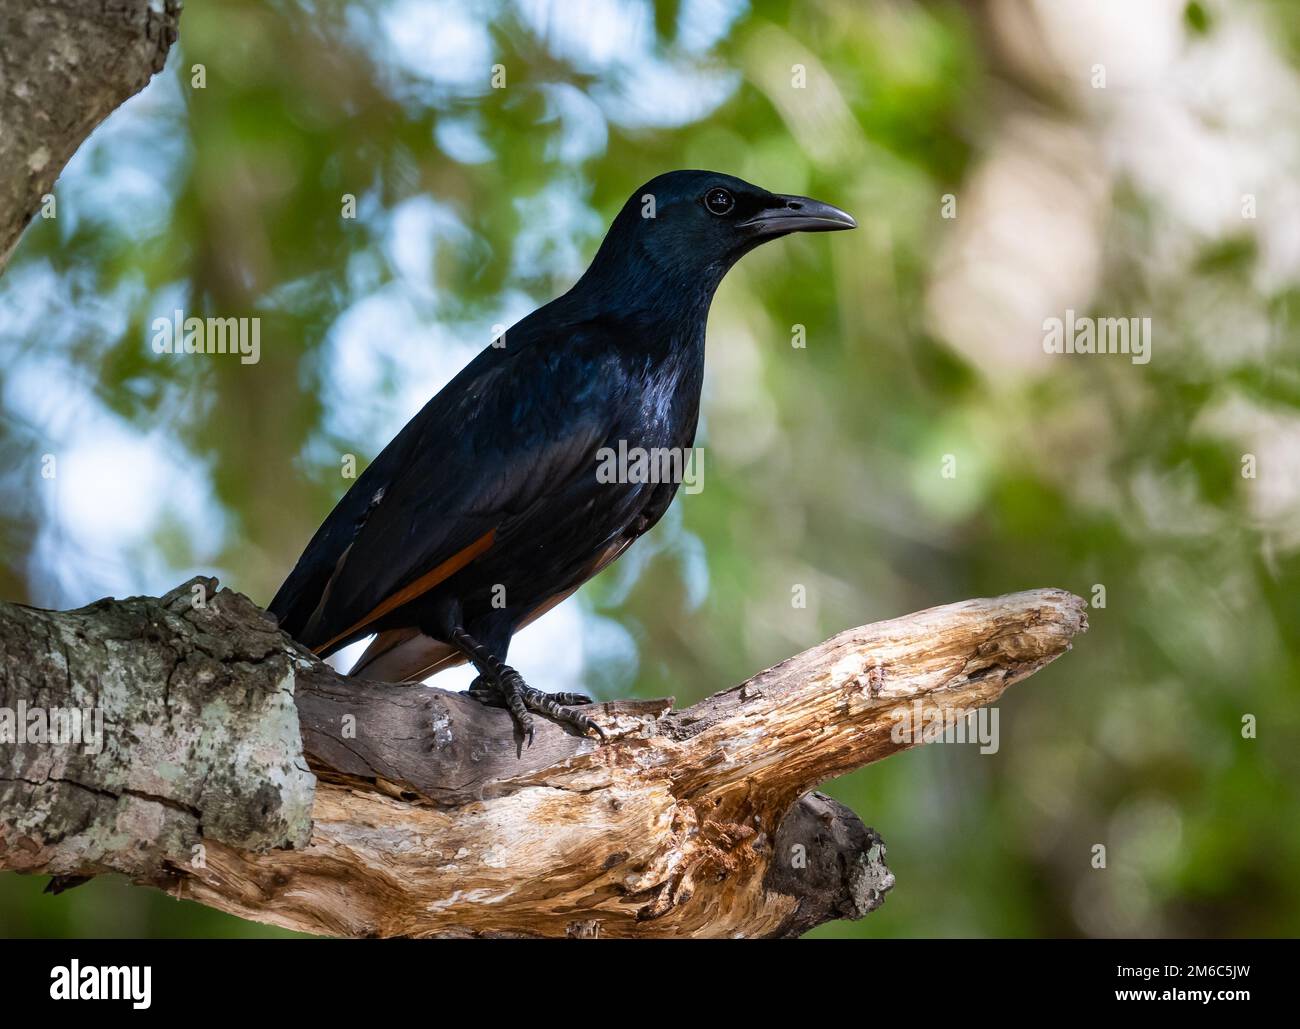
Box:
3 0 1299 938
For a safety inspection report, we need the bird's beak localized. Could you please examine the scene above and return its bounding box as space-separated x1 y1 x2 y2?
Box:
739 194 857 236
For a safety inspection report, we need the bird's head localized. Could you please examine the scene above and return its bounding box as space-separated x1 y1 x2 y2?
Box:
577 170 856 315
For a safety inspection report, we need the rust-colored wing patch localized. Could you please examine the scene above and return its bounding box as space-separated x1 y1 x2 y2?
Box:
313 528 497 654
346 535 635 681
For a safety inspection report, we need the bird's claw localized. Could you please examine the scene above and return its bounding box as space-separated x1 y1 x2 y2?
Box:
548 691 595 706
466 674 605 744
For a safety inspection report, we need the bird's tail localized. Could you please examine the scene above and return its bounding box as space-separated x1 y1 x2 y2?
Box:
348 628 464 683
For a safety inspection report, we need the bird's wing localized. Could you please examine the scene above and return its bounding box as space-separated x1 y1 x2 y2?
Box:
348 533 637 683
269 324 628 655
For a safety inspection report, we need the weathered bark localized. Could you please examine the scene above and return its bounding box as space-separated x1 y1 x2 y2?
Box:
0 581 314 881
0 0 181 271
0 579 1086 937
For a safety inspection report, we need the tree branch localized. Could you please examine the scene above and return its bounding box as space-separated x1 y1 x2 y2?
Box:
0 0 181 271
0 579 1086 937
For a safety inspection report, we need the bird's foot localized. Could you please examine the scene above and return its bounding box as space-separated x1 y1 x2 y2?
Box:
466 679 593 708
466 673 604 745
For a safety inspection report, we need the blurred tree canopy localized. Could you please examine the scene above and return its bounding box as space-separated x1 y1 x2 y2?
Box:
2 0 1298 937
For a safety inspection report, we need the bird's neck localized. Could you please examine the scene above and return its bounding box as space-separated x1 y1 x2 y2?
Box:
562 234 728 339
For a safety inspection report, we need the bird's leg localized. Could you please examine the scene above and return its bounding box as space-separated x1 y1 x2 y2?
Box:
448 627 603 745
446 627 533 739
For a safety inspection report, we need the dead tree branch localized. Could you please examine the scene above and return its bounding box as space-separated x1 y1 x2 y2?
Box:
0 579 1086 937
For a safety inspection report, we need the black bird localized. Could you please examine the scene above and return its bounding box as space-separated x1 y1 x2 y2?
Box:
270 170 855 743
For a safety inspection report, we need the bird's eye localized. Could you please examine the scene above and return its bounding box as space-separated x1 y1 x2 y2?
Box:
704 188 735 216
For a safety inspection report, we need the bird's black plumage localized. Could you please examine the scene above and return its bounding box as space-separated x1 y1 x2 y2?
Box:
269 170 854 741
